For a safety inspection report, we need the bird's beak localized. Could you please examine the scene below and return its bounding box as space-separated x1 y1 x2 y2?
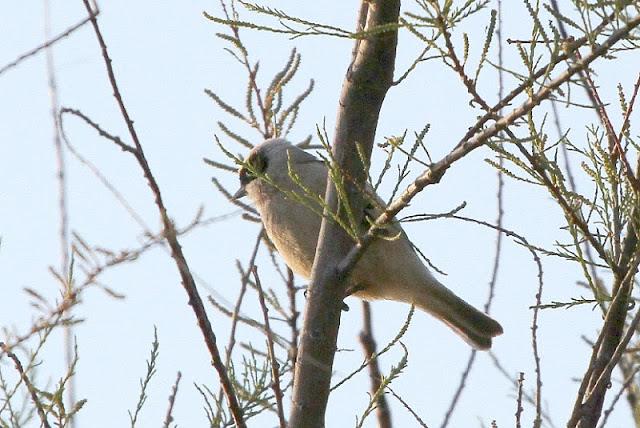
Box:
232 186 247 200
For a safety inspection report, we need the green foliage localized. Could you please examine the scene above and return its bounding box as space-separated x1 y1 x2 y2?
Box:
355 343 409 428
129 327 160 427
199 347 289 427
331 306 415 392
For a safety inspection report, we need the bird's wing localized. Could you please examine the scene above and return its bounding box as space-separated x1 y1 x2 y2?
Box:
361 183 404 239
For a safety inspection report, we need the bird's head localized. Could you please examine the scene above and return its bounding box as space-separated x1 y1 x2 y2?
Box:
233 138 295 199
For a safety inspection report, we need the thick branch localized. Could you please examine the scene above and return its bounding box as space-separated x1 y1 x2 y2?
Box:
288 1 401 427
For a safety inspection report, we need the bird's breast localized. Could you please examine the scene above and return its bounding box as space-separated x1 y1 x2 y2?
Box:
259 193 322 279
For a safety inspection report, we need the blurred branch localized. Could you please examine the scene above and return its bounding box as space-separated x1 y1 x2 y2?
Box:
359 302 392 428
0 5 98 76
162 371 182 428
43 0 76 423
253 267 287 428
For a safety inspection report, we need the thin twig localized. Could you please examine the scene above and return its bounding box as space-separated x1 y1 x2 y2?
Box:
572 50 640 191
60 107 136 153
162 371 182 428
515 372 525 428
359 302 392 428
530 245 544 428
252 267 286 428
487 352 557 428
388 387 429 428
440 351 476 428
43 1 76 425
215 231 263 420
0 7 98 76
225 231 263 362
599 365 640 428
617 73 640 144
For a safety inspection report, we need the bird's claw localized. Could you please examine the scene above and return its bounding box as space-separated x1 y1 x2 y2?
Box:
345 283 366 297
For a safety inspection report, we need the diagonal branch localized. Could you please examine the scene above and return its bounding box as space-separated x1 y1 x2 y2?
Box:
78 1 246 426
337 13 640 278
0 6 98 76
0 343 51 428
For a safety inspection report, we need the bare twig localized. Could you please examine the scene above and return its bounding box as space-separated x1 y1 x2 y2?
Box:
162 371 182 428
60 107 135 153
530 245 544 428
440 352 476 428
224 231 263 364
78 1 245 425
359 302 392 428
252 267 286 428
388 387 429 428
515 372 525 428
0 6 98 76
599 365 640 428
487 352 557 428
42 1 76 424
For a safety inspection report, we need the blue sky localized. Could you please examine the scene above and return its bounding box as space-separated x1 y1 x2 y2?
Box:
1 1 639 427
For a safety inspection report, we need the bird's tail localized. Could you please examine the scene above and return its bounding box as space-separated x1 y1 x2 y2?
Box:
411 279 503 350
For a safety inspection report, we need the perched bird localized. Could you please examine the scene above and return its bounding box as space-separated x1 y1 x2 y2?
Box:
234 138 503 349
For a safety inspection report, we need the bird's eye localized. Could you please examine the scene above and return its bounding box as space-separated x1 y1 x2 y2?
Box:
239 167 254 186
238 154 268 186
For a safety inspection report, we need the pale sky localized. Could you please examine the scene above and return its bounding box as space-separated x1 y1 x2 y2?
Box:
1 1 639 427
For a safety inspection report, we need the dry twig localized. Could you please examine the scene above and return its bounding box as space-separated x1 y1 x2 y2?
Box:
78 1 246 425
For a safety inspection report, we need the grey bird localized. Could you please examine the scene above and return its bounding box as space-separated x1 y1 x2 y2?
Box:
234 138 503 349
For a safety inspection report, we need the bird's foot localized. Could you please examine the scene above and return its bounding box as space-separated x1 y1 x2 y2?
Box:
344 283 366 297
341 284 366 312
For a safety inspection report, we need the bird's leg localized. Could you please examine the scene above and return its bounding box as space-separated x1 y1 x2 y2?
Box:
341 284 366 312
345 283 366 298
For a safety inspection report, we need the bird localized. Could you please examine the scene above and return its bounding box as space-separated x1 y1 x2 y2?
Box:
233 138 503 349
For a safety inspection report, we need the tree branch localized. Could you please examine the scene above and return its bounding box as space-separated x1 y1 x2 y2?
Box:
359 302 392 428
78 1 246 426
288 1 401 426
337 13 640 277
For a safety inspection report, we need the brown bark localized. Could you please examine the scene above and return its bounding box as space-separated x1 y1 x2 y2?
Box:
288 1 401 427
